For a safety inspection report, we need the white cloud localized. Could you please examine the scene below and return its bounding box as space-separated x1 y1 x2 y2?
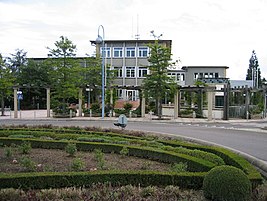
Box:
0 0 267 79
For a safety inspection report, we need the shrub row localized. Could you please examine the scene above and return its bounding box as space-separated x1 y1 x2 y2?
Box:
0 127 143 140
159 140 263 188
0 137 215 172
0 171 206 190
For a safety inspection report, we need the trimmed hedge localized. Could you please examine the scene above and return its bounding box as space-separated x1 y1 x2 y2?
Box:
159 140 263 188
0 171 206 190
0 138 215 172
203 165 252 201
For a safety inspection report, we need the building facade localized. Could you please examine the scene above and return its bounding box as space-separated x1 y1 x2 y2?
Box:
90 39 172 103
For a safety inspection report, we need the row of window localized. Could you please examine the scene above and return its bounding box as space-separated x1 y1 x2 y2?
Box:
194 72 219 79
114 67 148 78
101 47 149 58
168 72 185 81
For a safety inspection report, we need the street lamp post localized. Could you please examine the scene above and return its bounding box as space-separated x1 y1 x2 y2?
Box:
95 25 105 119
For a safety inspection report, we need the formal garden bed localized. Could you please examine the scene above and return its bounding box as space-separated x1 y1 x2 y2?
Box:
0 125 266 200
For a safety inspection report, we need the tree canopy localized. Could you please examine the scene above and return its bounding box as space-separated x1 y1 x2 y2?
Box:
142 41 177 118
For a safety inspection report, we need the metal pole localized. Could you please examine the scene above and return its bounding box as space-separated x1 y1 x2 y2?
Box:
96 25 105 119
101 39 105 119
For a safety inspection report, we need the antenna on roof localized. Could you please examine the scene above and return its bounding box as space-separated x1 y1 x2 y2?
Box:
135 14 140 40
150 30 163 40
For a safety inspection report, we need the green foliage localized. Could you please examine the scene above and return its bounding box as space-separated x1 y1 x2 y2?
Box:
91 103 101 114
0 171 206 190
93 149 106 170
203 165 252 201
163 145 225 166
18 142 32 154
65 143 77 157
70 158 85 171
143 41 176 118
123 102 133 112
170 162 188 173
140 161 152 170
0 54 15 116
4 146 13 158
20 157 36 172
119 146 129 157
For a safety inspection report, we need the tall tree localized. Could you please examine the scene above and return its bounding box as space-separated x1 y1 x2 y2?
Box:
47 36 82 113
0 54 15 115
246 50 262 88
7 49 27 77
17 59 53 109
143 41 176 119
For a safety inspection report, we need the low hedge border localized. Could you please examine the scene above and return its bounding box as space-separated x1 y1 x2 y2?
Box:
0 137 215 172
159 140 263 188
0 171 206 190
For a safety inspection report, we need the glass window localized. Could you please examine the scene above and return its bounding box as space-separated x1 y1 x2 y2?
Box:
215 73 219 78
194 73 198 79
114 67 123 77
126 67 135 77
100 47 111 58
117 89 123 99
113 47 123 57
138 47 148 57
138 67 148 77
126 47 135 57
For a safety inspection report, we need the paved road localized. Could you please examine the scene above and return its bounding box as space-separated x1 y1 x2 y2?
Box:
1 118 267 164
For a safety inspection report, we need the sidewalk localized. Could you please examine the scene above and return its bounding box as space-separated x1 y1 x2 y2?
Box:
1 109 267 125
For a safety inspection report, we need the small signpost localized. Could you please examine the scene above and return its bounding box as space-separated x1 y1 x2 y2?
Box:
114 114 127 129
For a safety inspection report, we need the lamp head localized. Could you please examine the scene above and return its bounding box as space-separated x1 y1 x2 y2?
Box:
95 35 103 44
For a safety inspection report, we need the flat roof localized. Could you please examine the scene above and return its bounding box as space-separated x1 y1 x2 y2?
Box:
182 66 229 69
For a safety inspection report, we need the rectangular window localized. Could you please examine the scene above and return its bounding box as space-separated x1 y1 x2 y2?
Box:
114 67 123 77
126 90 138 101
113 47 123 57
215 73 219 78
126 67 135 77
100 47 111 58
215 96 224 107
117 89 123 99
138 47 148 57
126 47 135 57
138 67 148 77
194 73 198 80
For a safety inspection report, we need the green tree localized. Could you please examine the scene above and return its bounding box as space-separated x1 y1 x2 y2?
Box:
246 50 263 88
7 49 27 78
0 54 15 116
47 36 82 113
17 59 52 109
143 41 176 119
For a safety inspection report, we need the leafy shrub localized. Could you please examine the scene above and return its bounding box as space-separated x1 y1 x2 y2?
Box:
8 135 34 138
4 146 13 158
18 142 32 154
119 146 129 157
123 102 133 112
65 143 77 157
203 165 252 201
93 149 106 170
140 161 152 170
70 158 85 171
170 162 188 173
20 157 36 172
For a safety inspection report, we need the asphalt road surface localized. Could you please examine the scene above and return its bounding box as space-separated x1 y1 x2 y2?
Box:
1 118 267 164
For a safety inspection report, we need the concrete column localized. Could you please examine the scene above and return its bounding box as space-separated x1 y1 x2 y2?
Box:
141 96 146 118
207 90 213 121
46 88 50 117
13 88 18 118
78 88 82 117
174 90 179 119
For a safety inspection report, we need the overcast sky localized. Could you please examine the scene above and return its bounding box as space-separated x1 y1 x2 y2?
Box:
1 0 267 79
